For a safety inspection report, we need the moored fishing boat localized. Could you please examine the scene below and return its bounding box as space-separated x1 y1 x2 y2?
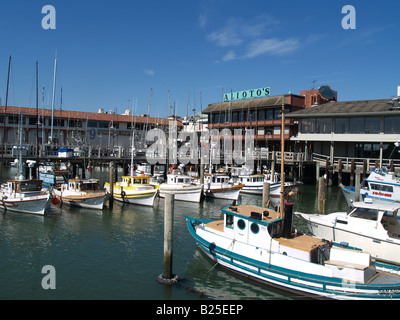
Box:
159 173 202 203
203 174 244 200
0 177 50 215
104 175 158 206
341 168 400 206
296 199 400 265
186 203 400 300
53 177 107 209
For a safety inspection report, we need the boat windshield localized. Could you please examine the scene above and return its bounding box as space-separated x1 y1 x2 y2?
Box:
349 207 379 221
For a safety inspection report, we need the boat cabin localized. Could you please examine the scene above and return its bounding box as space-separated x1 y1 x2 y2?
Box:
239 174 265 183
5 179 43 194
121 176 150 186
365 169 400 201
345 202 400 239
205 174 230 184
167 175 193 186
216 205 330 264
62 178 100 192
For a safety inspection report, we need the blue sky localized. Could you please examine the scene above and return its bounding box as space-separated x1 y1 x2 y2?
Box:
0 0 399 118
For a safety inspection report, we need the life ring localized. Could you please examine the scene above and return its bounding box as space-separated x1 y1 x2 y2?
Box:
121 191 126 199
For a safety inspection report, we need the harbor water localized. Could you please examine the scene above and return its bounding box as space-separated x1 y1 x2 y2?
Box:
0 166 349 300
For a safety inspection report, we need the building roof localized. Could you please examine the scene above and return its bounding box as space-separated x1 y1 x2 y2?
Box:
287 99 400 118
203 94 302 113
0 106 182 127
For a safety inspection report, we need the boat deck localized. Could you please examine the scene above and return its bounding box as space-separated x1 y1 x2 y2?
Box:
275 233 327 253
224 204 281 222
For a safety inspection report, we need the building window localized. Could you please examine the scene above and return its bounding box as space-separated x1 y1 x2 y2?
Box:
349 118 364 133
266 109 274 121
239 110 247 122
258 109 265 121
88 120 98 127
300 118 316 133
316 118 332 133
365 117 380 133
232 112 238 122
384 116 400 134
335 118 349 133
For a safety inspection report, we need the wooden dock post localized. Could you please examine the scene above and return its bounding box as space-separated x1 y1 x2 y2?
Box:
109 161 114 209
350 159 355 187
355 171 361 202
362 160 367 188
338 159 343 186
262 181 270 207
318 176 325 214
157 192 178 285
315 161 320 183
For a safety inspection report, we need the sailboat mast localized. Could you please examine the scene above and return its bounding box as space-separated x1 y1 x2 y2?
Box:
280 103 285 218
36 61 39 166
0 55 11 180
50 53 57 144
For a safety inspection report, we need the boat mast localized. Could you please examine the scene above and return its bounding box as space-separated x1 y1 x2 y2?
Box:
280 103 285 218
16 113 24 181
0 55 11 180
50 52 57 144
36 61 39 167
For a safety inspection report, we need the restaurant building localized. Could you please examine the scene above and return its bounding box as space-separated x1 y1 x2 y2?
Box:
287 96 400 166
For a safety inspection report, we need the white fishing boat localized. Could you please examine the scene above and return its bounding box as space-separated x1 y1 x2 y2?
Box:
0 114 51 215
341 168 400 206
296 199 400 265
203 174 244 200
159 173 203 203
186 202 400 299
53 177 107 210
104 175 158 206
0 177 50 215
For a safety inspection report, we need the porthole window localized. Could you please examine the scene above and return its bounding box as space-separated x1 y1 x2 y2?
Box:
237 219 246 230
250 223 259 234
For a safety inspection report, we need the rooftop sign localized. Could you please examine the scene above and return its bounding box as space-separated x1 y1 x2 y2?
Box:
224 87 270 102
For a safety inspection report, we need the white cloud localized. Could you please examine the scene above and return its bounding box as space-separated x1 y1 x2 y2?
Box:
244 38 300 58
205 15 300 62
144 69 155 76
222 50 236 62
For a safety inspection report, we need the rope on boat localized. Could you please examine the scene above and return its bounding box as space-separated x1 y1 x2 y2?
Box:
206 238 236 274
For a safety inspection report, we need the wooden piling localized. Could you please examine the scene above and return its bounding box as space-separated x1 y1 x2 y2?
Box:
362 160 367 188
262 181 270 208
338 159 343 186
109 162 114 209
350 159 355 187
355 171 361 202
318 176 325 214
157 192 178 285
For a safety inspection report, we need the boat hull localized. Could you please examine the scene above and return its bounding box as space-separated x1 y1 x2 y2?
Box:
0 194 50 215
204 185 243 200
186 216 400 300
113 189 158 206
159 185 202 203
298 213 400 265
54 191 107 210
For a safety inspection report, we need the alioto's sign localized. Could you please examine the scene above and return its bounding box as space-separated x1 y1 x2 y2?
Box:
224 87 270 102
